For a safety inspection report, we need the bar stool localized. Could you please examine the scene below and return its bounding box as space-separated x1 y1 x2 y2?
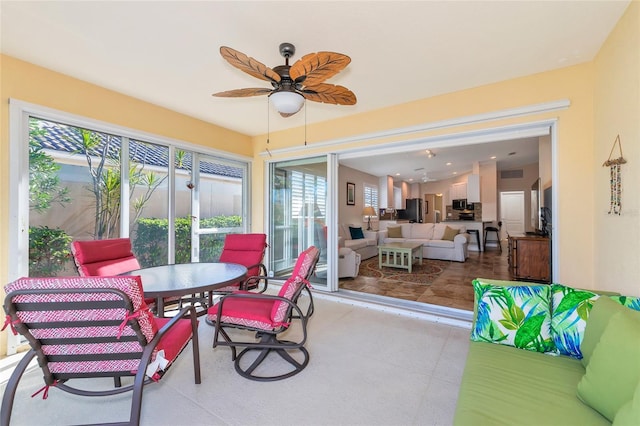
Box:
484 221 502 252
467 229 482 252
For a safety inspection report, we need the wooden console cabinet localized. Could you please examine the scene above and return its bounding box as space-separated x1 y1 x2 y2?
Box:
508 235 551 283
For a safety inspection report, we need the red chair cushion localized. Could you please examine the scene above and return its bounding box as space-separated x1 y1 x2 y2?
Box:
154 317 195 363
207 291 276 331
4 276 158 374
71 238 141 277
271 246 319 323
78 257 141 277
219 233 266 278
5 276 157 337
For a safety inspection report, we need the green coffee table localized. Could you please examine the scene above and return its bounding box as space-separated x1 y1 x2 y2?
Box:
378 242 424 273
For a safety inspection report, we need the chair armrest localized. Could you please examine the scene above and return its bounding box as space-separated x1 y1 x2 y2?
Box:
216 292 308 346
240 263 269 293
454 233 469 245
338 236 345 248
147 305 200 383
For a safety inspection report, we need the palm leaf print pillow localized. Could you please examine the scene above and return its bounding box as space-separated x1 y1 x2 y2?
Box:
471 280 554 353
550 284 599 358
550 285 640 358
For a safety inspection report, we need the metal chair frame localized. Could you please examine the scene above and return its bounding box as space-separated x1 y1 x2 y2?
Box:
1 284 201 426
211 247 319 381
213 293 310 381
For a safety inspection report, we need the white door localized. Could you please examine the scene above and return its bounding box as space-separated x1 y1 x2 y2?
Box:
500 191 525 237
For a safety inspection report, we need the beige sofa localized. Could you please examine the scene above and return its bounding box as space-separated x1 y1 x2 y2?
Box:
378 222 469 262
338 224 378 260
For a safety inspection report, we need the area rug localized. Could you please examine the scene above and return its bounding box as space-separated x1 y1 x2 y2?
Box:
356 256 451 285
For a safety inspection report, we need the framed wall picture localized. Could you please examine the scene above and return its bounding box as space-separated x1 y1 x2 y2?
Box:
346 182 355 205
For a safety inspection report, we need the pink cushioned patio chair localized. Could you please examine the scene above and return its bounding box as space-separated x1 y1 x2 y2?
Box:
71 238 141 277
1 276 201 426
213 233 269 294
208 246 319 381
71 238 182 315
214 233 316 318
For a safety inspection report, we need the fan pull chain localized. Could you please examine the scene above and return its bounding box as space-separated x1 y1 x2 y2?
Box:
265 98 272 157
304 99 307 146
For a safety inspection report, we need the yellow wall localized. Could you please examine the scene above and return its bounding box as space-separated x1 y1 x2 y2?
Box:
0 55 252 355
594 1 640 297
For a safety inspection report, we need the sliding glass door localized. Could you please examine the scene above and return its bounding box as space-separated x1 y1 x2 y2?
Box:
268 156 329 288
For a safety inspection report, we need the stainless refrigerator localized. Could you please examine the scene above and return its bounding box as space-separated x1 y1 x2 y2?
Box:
405 198 423 223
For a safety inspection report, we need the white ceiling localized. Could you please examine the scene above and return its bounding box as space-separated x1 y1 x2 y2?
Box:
1 1 629 180
340 136 541 183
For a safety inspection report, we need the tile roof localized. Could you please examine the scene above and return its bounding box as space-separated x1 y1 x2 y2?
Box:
31 119 243 179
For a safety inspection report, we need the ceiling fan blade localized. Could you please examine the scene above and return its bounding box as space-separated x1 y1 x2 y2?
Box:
302 84 357 105
289 52 351 86
219 46 281 83
212 88 273 98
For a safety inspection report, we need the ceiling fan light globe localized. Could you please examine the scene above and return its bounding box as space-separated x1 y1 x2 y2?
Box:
270 91 304 114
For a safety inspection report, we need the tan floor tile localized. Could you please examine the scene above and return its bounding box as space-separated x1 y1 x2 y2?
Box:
340 250 511 311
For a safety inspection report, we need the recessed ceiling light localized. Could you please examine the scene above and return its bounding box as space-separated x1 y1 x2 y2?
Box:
490 156 496 160
395 173 400 176
446 162 452 166
453 172 458 175
408 178 413 181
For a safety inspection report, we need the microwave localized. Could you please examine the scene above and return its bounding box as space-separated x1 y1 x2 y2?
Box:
452 199 467 210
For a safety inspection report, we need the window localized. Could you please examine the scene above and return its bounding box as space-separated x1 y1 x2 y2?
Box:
364 184 379 210
10 102 252 356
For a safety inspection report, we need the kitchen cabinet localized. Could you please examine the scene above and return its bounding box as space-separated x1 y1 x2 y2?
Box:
467 174 480 202
450 175 480 202
379 175 394 208
450 182 467 200
508 235 551 283
394 187 402 209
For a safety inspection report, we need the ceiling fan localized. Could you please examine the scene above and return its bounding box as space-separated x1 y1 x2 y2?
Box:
212 42 356 117
421 173 437 183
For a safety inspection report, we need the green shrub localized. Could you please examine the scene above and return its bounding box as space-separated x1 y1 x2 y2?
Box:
133 215 242 267
29 226 72 276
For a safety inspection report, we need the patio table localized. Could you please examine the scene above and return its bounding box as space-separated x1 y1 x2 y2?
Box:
122 262 247 316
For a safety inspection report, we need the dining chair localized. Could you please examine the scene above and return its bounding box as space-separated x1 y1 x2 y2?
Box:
1 275 200 426
208 245 320 381
71 238 177 314
215 233 316 318
213 233 268 294
71 238 141 277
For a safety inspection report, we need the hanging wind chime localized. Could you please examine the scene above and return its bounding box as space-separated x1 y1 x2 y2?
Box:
603 135 626 215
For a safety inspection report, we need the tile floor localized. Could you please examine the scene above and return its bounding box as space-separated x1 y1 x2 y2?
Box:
0 296 471 426
340 246 510 311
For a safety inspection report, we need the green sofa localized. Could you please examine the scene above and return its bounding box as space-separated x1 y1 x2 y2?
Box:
453 278 640 426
